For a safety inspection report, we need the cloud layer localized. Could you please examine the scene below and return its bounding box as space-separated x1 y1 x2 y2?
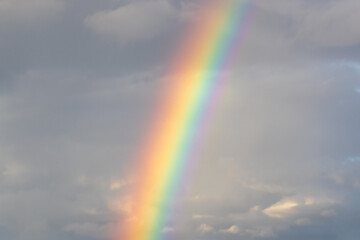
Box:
1 0 360 240
85 0 178 44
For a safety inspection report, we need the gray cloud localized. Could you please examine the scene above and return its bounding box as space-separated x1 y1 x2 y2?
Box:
0 0 360 239
0 0 64 26
84 0 179 44
254 0 360 47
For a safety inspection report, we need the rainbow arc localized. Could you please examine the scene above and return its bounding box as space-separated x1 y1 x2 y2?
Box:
121 1 252 239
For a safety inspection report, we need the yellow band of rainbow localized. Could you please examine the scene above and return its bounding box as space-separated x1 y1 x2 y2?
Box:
122 1 252 239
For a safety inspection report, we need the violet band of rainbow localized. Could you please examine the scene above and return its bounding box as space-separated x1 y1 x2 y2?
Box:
123 1 252 240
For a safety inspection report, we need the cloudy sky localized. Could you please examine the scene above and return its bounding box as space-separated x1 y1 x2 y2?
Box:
1 0 360 239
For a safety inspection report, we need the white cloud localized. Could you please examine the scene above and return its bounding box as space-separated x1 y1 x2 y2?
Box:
250 205 261 211
263 196 337 219
197 224 213 234
84 0 178 44
220 225 239 234
263 199 299 218
109 179 129 191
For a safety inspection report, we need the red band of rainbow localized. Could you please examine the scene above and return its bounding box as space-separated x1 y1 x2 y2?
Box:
122 1 252 239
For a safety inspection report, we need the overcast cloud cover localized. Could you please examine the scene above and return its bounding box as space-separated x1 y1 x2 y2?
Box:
1 0 360 239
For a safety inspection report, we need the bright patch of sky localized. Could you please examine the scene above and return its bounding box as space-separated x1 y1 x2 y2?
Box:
347 156 360 163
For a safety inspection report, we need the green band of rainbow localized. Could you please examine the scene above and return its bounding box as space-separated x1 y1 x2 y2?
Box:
122 1 252 239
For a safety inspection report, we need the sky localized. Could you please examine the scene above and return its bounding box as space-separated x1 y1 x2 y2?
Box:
1 0 360 239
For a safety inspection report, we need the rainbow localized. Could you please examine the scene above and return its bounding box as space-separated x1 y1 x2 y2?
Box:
122 0 252 239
